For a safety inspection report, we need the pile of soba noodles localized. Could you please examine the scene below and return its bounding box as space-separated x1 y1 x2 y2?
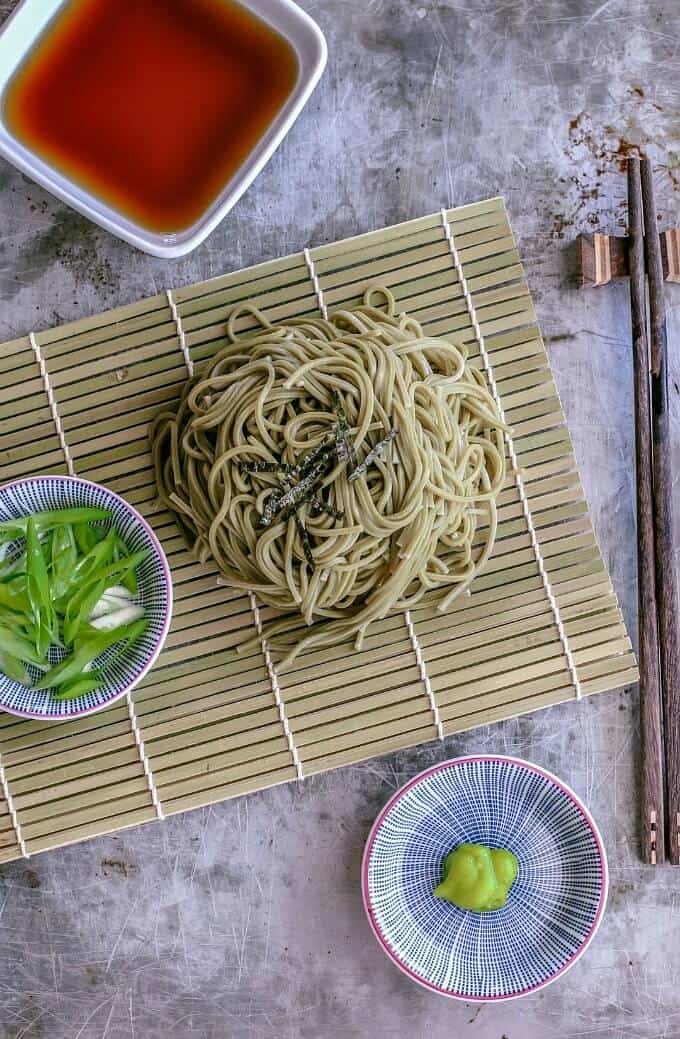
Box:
150 288 507 665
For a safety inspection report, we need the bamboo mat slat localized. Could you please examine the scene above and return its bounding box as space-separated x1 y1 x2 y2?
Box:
0 198 636 862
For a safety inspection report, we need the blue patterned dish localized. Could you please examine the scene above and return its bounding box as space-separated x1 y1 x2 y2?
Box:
0 476 172 720
362 756 607 1001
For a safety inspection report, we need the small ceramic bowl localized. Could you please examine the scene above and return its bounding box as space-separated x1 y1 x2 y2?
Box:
362 756 608 1001
0 0 326 257
0 475 172 720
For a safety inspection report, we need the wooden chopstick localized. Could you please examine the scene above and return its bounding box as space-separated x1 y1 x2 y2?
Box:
628 156 666 864
640 158 680 865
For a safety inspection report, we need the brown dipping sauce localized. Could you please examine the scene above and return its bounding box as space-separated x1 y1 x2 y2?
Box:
3 0 299 232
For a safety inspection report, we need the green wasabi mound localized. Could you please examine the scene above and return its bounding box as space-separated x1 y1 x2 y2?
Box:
433 843 518 912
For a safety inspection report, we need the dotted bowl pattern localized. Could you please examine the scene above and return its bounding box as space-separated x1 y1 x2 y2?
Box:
362 756 607 1001
0 476 172 719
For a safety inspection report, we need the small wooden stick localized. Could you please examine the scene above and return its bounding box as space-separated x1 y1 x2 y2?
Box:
628 156 665 864
641 157 680 865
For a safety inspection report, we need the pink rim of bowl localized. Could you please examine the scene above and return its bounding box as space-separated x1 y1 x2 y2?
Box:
0 475 173 720
361 754 609 1002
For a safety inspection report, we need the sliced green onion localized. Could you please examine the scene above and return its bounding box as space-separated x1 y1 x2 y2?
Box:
0 624 47 668
52 675 102 702
0 507 149 700
33 619 146 691
0 508 110 537
89 603 144 631
0 651 29 685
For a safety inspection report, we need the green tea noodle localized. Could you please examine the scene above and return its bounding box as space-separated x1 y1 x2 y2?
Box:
150 288 507 666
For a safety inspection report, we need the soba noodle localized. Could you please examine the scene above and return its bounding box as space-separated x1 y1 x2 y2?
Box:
150 288 507 665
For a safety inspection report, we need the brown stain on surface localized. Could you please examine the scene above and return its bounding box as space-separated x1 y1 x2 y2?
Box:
85 964 103 986
545 333 577 344
101 857 135 877
569 111 642 173
553 104 677 237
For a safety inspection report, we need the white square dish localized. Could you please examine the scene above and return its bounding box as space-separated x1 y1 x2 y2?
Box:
0 0 326 258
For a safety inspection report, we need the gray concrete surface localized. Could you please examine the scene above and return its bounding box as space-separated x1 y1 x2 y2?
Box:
0 0 679 1036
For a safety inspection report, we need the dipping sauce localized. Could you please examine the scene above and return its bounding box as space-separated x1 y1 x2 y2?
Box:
2 0 299 232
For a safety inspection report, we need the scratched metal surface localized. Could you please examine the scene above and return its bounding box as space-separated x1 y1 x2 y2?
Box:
0 0 679 1036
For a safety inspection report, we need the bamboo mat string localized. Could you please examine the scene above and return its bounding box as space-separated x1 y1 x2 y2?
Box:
249 593 304 780
304 248 329 320
123 696 165 819
29 329 167 816
126 692 165 819
166 289 194 378
440 209 583 700
0 753 28 858
304 245 444 734
29 332 75 477
404 611 444 740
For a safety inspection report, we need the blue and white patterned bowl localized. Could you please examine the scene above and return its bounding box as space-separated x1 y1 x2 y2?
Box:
362 756 608 1001
0 476 172 720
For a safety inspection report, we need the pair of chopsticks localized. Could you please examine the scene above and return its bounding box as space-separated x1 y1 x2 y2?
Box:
628 156 680 865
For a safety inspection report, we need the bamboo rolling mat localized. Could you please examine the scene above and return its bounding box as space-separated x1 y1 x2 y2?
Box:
0 197 636 863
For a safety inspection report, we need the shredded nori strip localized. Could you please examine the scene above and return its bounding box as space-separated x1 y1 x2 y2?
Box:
255 423 351 530
259 488 286 528
348 428 398 483
239 461 297 475
309 496 345 520
334 426 350 467
242 438 331 483
295 515 316 570
258 454 335 529
331 391 358 470
278 455 335 520
296 437 334 479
